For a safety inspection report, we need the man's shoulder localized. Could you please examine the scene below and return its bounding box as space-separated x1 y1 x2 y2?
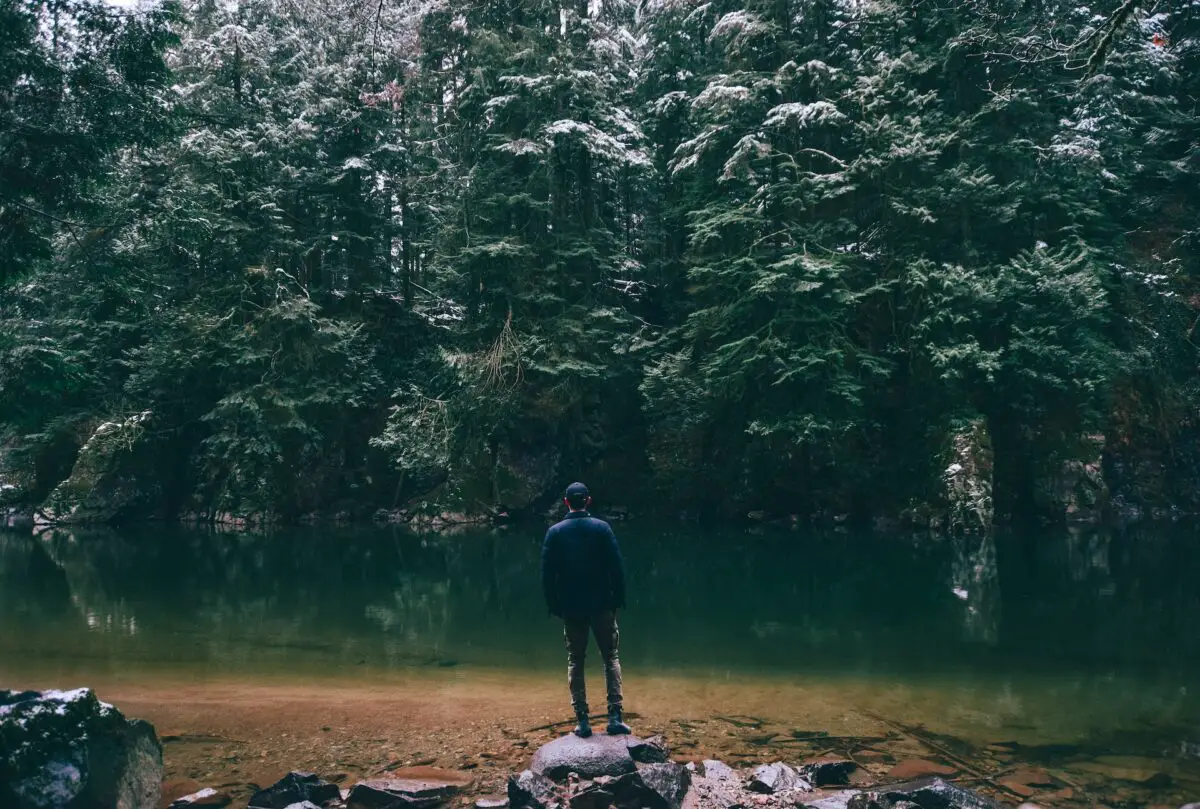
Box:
547 515 612 533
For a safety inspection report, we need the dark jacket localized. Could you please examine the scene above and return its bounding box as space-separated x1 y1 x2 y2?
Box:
541 511 626 619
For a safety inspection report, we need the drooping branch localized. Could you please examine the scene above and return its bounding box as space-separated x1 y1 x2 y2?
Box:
1086 0 1141 75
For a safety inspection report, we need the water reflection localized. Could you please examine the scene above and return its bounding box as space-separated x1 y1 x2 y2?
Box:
1 522 1199 724
950 534 1000 645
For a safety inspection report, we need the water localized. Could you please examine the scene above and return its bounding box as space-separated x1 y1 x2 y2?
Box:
2 522 1199 805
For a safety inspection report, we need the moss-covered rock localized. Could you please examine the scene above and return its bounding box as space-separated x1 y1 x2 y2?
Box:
0 687 163 809
38 413 159 526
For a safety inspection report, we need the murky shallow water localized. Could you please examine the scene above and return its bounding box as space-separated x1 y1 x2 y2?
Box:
1 522 1199 806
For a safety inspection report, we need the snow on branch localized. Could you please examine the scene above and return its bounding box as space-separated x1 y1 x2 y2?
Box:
543 120 651 167
691 82 750 114
707 11 768 43
763 101 846 129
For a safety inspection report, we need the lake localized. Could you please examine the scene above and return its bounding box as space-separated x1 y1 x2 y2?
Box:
1 521 1198 807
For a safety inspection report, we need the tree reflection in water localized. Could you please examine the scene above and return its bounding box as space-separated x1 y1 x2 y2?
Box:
950 533 1000 646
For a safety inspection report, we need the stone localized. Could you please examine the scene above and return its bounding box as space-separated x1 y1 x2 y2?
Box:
347 775 464 809
700 760 736 781
802 791 862 809
628 736 670 764
161 779 205 809
748 763 810 794
475 797 510 809
885 760 958 780
846 793 888 809
801 760 857 787
250 772 341 808
569 773 644 809
877 778 1004 809
37 411 161 525
680 774 744 809
532 734 637 781
508 770 560 809
994 766 1057 798
170 787 233 808
944 419 993 533
0 687 163 809
637 762 692 809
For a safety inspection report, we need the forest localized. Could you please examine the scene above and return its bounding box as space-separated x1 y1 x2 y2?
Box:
2 0 1199 526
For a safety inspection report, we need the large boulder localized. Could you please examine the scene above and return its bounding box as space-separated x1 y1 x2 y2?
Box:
531 735 637 781
0 688 162 809
37 412 160 526
943 419 993 534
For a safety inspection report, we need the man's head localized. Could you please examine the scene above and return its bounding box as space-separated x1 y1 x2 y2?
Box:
564 482 591 512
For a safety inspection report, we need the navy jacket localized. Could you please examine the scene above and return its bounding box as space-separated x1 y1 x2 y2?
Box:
541 511 626 619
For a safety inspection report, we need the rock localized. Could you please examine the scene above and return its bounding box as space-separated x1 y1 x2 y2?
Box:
993 767 1057 798
170 788 233 808
161 779 205 809
637 762 691 809
847 794 887 809
748 763 810 794
700 760 736 781
250 772 340 808
628 736 670 764
802 791 862 809
508 770 560 809
346 775 464 809
801 760 857 787
886 760 958 780
475 797 510 809
944 419 993 533
680 775 743 809
569 772 643 809
0 687 163 809
876 778 1004 809
38 411 161 525
531 734 637 781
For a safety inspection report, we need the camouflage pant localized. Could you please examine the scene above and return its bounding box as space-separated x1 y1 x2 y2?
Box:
563 610 623 715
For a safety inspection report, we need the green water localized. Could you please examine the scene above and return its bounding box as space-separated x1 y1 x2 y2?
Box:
2 522 1200 800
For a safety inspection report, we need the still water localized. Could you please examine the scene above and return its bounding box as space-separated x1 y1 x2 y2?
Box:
1 522 1199 804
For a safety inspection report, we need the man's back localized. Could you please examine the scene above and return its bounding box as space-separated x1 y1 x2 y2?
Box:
541 511 626 620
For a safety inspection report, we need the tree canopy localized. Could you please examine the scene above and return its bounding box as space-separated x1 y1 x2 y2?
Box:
2 0 1199 525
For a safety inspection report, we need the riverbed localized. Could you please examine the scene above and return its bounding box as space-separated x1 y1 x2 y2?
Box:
1 522 1198 807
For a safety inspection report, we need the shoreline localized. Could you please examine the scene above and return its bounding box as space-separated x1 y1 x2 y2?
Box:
3 671 1198 808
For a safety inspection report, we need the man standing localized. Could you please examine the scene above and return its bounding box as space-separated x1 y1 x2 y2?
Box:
541 482 630 738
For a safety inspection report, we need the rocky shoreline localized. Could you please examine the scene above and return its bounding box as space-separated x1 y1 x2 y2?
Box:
6 688 1198 809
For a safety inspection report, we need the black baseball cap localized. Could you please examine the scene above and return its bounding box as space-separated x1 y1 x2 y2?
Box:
565 482 590 506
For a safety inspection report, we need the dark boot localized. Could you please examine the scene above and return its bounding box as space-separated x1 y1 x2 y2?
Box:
573 709 593 738
606 707 631 735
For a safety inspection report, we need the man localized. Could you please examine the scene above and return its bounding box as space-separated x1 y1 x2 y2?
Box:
541 481 630 738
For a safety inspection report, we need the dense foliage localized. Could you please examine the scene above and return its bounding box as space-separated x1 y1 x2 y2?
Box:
2 0 1199 524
